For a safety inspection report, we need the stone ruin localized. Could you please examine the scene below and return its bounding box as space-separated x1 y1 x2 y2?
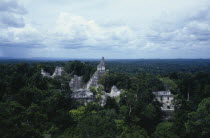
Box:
41 57 175 110
69 75 84 91
85 57 106 90
70 57 122 105
52 67 64 78
41 66 64 78
108 85 122 97
152 90 174 111
41 69 51 78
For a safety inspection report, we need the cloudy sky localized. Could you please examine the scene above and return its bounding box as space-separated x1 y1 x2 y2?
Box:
0 0 210 59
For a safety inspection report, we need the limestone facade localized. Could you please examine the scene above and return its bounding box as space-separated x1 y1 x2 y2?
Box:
85 57 106 90
108 85 121 97
41 57 122 105
41 66 64 78
152 90 174 111
69 75 84 91
52 66 64 78
41 69 51 78
71 57 122 105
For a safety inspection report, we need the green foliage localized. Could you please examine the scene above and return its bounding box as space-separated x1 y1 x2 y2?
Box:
77 113 117 138
99 72 131 92
120 126 148 138
155 122 178 138
69 106 86 122
90 86 97 95
0 60 210 137
90 86 105 101
0 101 48 137
106 59 210 75
28 72 49 90
105 96 119 111
97 85 104 92
159 77 177 92
16 87 47 107
115 119 125 132
64 61 96 82
185 97 210 137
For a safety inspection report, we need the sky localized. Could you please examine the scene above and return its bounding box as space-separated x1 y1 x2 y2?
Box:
0 0 210 59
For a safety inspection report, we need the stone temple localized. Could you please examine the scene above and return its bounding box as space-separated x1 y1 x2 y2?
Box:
108 85 122 98
41 57 175 110
41 69 51 78
69 57 107 92
85 57 106 90
70 57 122 105
41 66 64 78
69 75 84 91
40 57 120 105
52 66 64 78
152 90 174 111
40 57 122 104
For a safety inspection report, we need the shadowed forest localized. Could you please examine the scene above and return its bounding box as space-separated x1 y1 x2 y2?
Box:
0 59 210 138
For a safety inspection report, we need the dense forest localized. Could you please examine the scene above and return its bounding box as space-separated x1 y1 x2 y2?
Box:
0 59 210 138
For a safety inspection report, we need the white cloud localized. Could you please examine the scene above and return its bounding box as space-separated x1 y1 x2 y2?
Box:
0 24 44 49
50 12 138 49
0 0 27 28
1 0 210 58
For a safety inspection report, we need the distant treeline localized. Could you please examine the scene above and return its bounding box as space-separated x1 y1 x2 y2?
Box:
106 59 210 75
2 59 210 75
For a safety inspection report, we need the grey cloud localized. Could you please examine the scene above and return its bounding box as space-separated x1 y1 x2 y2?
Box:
0 46 30 58
188 4 210 22
60 40 103 50
0 40 45 49
0 13 25 27
0 0 27 28
59 38 119 50
2 1 210 58
146 4 210 51
0 0 27 14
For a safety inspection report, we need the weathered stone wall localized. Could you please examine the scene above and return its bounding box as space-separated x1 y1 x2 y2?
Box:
69 75 84 91
153 90 174 110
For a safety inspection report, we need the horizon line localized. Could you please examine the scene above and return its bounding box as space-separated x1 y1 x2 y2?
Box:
1 57 210 60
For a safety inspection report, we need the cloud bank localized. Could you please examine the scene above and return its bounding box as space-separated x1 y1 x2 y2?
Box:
0 0 210 58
